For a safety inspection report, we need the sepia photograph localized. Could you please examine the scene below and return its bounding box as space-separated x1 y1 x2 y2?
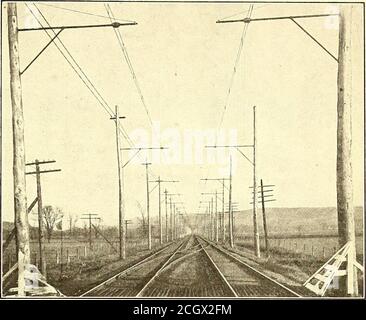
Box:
0 0 364 301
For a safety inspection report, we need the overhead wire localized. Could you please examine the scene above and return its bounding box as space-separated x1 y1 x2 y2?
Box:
104 3 187 212
197 4 254 216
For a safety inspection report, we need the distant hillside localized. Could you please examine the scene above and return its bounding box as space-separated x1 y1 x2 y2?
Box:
232 206 364 237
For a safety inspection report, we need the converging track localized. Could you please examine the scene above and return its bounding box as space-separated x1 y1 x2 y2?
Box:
81 235 301 297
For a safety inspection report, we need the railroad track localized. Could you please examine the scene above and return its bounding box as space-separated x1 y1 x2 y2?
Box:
81 236 191 297
197 236 301 297
81 234 301 297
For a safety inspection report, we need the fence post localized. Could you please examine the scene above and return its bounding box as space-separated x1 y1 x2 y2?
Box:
311 245 314 256
84 246 87 258
66 249 70 265
303 243 306 252
56 251 59 264
76 247 80 260
322 247 326 259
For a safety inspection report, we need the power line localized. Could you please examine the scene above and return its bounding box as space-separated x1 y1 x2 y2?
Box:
27 3 142 149
198 4 253 218
104 3 184 203
217 4 271 22
105 3 154 127
217 4 253 132
37 3 136 23
25 3 113 118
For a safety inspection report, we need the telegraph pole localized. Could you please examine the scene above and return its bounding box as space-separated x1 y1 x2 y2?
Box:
8 3 30 296
149 178 178 244
336 6 358 296
25 159 61 278
211 197 215 240
254 179 276 257
169 196 173 241
158 177 162 244
228 156 234 248
201 193 217 241
253 106 260 257
200 178 229 242
167 193 182 241
164 189 169 242
142 161 152 250
221 179 225 242
173 204 176 240
110 106 126 259
205 107 259 255
215 190 219 242
81 214 99 249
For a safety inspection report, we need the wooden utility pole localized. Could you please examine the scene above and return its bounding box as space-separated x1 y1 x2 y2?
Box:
260 179 269 257
8 3 30 296
25 159 61 278
200 178 229 243
111 105 126 259
149 179 178 244
228 156 234 248
169 196 173 241
142 162 152 250
215 190 219 242
336 5 358 296
166 193 181 241
35 160 45 275
222 179 225 243
210 197 214 240
253 106 260 257
164 189 169 242
252 180 275 256
81 214 99 249
158 177 162 244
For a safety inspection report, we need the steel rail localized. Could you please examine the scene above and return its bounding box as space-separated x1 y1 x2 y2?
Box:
197 238 239 297
199 236 302 297
135 237 192 297
80 241 177 297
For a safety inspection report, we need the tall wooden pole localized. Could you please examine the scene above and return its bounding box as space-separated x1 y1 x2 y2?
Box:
260 179 270 257
253 106 261 257
115 105 125 259
88 214 92 249
35 160 46 278
211 197 214 240
336 5 358 296
8 3 30 296
222 178 225 243
60 220 63 276
169 196 173 241
158 178 163 244
143 162 152 250
228 156 234 247
174 204 177 240
215 190 219 242
165 189 169 242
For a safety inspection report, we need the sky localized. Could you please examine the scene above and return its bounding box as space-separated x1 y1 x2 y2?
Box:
1 1 364 227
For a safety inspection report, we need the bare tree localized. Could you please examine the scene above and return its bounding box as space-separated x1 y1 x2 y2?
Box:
43 206 63 242
68 213 79 238
136 200 147 236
